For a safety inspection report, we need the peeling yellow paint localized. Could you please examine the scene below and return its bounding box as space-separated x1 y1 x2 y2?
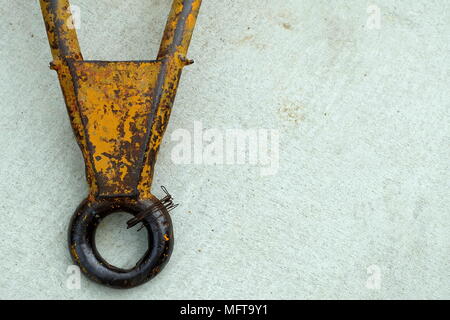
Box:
41 0 202 201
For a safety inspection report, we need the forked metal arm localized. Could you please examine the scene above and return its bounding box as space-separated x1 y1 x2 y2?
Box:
39 0 203 288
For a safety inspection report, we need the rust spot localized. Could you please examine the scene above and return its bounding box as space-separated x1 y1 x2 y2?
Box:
282 22 293 30
279 102 305 124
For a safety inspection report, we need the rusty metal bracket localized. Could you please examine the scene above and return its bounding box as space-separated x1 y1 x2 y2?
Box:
39 0 202 288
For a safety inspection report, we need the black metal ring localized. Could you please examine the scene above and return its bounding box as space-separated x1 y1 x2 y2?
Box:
68 198 173 289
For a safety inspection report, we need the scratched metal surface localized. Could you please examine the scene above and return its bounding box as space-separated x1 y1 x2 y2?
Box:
0 0 449 299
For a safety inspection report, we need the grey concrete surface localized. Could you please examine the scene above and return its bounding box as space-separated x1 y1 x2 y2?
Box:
0 0 449 299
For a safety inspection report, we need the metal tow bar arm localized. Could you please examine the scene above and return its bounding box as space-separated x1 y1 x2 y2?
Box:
39 0 202 288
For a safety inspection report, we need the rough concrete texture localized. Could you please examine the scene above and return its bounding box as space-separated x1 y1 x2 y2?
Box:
0 0 449 299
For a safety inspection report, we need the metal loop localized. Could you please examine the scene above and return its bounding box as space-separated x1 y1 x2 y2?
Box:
68 198 173 289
